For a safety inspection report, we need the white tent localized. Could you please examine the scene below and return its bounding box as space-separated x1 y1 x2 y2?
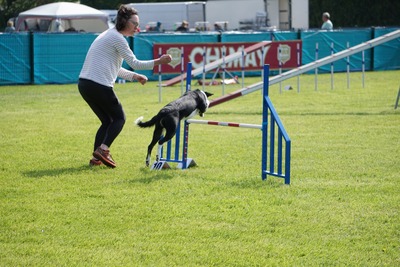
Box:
15 2 109 33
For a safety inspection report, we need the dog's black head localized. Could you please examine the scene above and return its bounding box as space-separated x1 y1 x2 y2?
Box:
193 89 213 117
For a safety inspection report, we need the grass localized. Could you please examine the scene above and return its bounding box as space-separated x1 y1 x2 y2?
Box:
0 70 399 266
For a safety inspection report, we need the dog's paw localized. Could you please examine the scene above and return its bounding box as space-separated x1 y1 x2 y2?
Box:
134 116 144 125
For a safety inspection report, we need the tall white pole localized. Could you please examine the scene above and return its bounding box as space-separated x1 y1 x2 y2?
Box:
158 47 162 103
180 46 184 95
241 46 245 88
362 50 365 88
222 46 226 96
330 42 334 90
315 42 318 91
202 46 206 91
278 45 282 94
346 42 350 89
297 43 300 93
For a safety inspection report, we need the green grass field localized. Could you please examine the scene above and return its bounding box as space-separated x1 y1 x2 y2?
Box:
0 70 399 266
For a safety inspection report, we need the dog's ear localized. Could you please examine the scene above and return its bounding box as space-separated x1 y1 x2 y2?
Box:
204 91 213 97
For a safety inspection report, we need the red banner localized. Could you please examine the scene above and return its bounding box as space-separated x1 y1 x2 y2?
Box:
153 41 302 74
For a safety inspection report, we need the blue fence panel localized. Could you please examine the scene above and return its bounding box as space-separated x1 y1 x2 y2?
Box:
221 31 272 42
33 33 97 84
272 31 299 41
133 33 218 80
301 29 373 73
0 33 31 85
0 28 399 85
373 27 400 70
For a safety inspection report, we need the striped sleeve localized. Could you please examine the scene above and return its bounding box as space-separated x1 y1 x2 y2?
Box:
113 33 154 70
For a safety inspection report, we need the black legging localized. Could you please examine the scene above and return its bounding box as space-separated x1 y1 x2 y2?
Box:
78 78 126 152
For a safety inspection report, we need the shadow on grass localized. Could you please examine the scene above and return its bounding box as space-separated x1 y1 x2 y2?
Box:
22 165 93 178
208 110 262 116
229 177 288 189
125 167 175 184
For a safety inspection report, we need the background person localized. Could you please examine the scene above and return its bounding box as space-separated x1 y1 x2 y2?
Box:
78 5 172 168
155 21 162 32
321 12 333 30
175 20 189 32
5 21 15 33
214 23 223 31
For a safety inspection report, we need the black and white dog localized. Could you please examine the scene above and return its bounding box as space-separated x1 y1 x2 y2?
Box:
135 89 213 166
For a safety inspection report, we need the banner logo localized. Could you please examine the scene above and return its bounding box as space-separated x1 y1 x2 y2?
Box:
278 44 291 64
167 47 182 68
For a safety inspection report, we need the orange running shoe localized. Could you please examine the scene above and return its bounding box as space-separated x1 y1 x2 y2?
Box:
93 147 116 168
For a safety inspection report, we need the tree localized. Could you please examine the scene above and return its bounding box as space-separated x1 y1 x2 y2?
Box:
2 0 183 29
80 0 129 10
309 0 400 28
1 0 76 30
80 0 191 10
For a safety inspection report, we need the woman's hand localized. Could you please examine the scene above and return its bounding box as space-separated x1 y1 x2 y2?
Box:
133 73 148 85
156 54 172 65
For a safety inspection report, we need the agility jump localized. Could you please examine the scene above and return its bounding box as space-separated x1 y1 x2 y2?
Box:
156 63 291 184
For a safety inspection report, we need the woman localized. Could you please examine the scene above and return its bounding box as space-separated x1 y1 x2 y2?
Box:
78 5 172 168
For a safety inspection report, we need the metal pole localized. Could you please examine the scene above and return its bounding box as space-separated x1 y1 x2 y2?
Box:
297 42 300 93
202 46 206 91
330 42 334 90
278 46 282 94
346 42 350 89
261 64 269 180
158 47 162 102
362 50 365 88
241 46 245 88
261 46 266 82
180 46 184 95
182 62 193 169
222 46 226 96
315 42 318 91
279 61 282 94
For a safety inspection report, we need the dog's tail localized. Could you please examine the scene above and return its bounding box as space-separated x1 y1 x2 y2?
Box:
134 115 159 128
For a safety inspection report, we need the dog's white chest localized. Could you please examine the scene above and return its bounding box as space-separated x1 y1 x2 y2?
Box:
186 109 199 119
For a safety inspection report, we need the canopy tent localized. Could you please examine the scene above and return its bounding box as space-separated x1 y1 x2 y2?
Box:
15 2 109 33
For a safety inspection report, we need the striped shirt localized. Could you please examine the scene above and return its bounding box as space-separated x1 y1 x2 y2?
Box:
79 27 154 87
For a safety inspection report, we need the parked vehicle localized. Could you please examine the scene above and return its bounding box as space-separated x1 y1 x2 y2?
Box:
127 2 206 32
